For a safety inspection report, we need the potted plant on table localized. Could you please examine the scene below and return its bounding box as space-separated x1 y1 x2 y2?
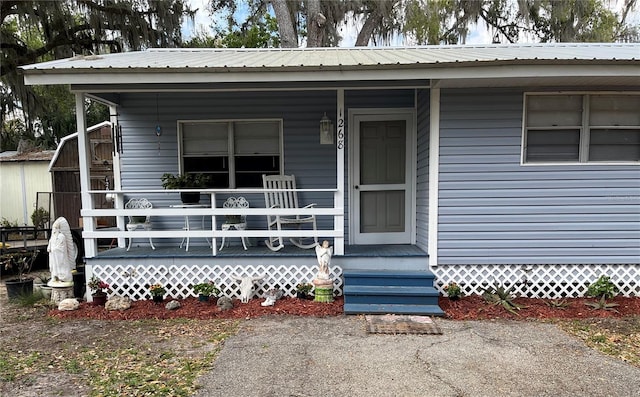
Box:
88 275 110 306
1 250 37 300
295 282 313 300
161 173 213 204
149 283 166 303
192 281 220 302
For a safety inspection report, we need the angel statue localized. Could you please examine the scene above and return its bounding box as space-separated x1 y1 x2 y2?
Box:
314 240 333 281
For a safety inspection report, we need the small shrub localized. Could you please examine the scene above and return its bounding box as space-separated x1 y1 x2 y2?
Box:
585 296 619 312
443 282 463 299
482 282 523 315
586 276 618 300
545 299 570 309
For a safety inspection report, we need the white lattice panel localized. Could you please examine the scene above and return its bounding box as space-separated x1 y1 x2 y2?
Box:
432 264 639 298
88 263 343 301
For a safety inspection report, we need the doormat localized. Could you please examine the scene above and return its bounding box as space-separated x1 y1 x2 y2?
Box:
365 314 442 335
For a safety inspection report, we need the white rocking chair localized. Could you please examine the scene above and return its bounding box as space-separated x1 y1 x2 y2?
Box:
219 196 249 251
262 174 318 251
125 198 156 251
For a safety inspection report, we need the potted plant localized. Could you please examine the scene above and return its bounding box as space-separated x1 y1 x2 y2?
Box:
36 273 53 300
192 281 220 302
149 283 166 303
295 282 313 299
161 173 212 204
443 282 463 300
88 275 110 306
2 250 37 300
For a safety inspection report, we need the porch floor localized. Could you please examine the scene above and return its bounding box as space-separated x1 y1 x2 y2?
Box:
95 244 427 259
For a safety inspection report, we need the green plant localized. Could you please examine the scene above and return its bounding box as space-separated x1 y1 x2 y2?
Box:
149 283 166 296
161 173 212 189
586 275 618 300
1 250 37 281
585 296 620 312
0 217 18 227
545 299 570 309
88 276 110 296
443 282 463 299
295 283 313 294
30 207 50 229
192 281 220 297
482 282 523 315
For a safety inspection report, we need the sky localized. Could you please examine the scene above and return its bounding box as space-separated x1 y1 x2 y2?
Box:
182 0 635 47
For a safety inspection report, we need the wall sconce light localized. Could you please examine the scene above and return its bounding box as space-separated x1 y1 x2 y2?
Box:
320 112 334 144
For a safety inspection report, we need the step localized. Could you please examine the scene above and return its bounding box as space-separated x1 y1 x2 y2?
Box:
343 270 436 287
344 303 445 316
343 285 440 305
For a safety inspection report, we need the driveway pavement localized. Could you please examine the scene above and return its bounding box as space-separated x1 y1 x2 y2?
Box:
195 315 639 397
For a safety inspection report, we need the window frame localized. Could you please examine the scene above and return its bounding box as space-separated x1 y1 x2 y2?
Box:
177 118 284 188
521 92 640 166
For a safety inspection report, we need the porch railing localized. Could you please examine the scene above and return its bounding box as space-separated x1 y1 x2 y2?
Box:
80 188 344 257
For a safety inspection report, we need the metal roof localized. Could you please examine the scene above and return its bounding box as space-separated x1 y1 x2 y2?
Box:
19 43 639 88
20 43 639 72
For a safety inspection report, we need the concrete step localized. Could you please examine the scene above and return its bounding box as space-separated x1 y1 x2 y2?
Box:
344 303 445 316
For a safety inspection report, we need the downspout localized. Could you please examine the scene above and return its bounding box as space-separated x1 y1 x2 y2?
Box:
20 163 28 225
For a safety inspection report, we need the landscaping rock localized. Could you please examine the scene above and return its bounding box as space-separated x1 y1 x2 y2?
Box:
217 296 233 311
105 296 131 311
165 300 181 310
58 298 79 311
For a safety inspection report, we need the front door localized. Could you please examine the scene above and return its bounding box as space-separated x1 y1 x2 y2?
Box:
352 111 414 244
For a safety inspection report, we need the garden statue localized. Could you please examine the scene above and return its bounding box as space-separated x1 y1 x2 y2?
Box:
47 217 77 287
312 240 334 302
233 275 264 303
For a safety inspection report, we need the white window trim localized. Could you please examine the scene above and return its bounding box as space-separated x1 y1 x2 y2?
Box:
177 118 284 188
521 91 640 166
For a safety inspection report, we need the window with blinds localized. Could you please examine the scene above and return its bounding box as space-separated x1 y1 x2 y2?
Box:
523 93 640 164
179 120 282 188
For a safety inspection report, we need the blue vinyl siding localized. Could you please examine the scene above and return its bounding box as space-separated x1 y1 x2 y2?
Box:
416 89 430 251
438 88 640 265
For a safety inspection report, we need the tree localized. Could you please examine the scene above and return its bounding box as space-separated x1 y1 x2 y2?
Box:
207 0 638 48
1 0 194 149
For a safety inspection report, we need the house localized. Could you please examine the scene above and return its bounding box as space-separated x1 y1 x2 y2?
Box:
49 121 116 230
19 44 640 310
0 149 54 227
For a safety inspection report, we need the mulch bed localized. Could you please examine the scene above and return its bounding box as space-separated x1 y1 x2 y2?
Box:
48 295 640 321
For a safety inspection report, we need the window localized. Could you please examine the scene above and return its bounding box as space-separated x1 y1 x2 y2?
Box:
523 93 640 164
179 120 282 188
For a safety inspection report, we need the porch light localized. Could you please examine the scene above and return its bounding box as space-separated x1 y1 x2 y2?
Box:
320 112 334 144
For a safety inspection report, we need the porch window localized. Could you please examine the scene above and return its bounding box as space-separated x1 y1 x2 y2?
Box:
523 93 640 164
179 120 282 188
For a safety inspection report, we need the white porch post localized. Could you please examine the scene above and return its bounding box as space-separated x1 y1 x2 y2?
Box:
335 88 345 255
428 84 440 268
109 104 126 248
76 92 97 258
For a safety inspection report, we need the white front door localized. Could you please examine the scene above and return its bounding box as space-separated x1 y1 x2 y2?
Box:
351 111 414 244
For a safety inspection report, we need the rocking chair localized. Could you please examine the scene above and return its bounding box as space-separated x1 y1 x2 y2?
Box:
262 174 318 251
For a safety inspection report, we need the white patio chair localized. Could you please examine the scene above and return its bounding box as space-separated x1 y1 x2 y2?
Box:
125 198 155 251
262 174 318 251
219 196 249 251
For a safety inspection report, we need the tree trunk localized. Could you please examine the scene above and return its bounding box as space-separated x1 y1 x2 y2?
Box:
306 0 326 47
355 10 380 46
270 0 298 48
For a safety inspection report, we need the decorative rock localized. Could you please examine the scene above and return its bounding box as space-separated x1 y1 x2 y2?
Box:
105 296 131 311
217 296 233 311
165 300 181 310
58 298 80 311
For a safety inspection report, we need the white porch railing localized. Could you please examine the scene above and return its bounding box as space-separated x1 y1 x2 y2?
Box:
80 188 344 257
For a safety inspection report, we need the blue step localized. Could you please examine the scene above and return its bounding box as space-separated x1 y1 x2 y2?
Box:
342 270 444 316
344 303 445 316
344 285 440 305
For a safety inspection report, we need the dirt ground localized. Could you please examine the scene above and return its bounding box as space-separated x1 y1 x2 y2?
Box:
1 286 638 396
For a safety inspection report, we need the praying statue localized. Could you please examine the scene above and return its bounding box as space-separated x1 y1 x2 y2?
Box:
314 240 333 281
48 217 77 286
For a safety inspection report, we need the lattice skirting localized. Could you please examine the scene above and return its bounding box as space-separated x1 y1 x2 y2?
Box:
87 263 343 301
431 264 639 298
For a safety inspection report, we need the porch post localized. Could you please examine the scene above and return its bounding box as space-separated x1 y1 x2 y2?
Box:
109 104 126 248
335 88 345 255
76 92 97 258
428 84 440 268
